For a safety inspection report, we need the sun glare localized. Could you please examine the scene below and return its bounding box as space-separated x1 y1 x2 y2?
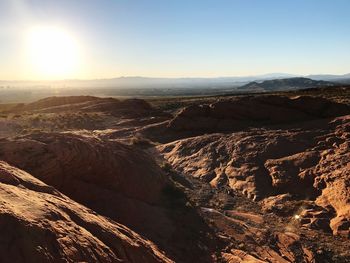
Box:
26 26 80 79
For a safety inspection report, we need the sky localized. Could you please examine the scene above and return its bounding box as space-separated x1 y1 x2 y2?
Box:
0 0 350 80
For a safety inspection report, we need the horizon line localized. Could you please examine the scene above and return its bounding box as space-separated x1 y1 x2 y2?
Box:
1 72 350 82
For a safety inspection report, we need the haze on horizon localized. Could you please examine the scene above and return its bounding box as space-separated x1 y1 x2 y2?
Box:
1 0 349 81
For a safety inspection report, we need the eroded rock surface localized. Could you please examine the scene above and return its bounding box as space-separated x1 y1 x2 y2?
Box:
0 132 215 263
0 161 171 263
1 94 350 262
168 95 350 133
0 132 168 204
12 96 156 117
159 115 350 237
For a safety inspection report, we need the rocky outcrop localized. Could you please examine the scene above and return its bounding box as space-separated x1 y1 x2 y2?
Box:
0 132 170 241
159 128 319 200
159 115 350 236
0 161 171 263
168 95 350 133
312 117 350 237
201 207 317 262
9 96 157 118
0 132 215 262
0 132 168 205
22 96 98 111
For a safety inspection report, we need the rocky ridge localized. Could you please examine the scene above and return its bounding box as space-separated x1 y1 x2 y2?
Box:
0 161 171 263
0 132 216 263
159 113 350 239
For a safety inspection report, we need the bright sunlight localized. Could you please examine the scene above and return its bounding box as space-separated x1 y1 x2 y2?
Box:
26 26 80 79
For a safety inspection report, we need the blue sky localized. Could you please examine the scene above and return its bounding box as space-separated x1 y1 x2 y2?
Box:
1 0 349 80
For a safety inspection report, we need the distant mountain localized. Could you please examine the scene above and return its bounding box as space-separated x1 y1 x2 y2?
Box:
238 77 336 92
1 74 347 94
336 78 350 84
0 73 299 89
307 73 350 83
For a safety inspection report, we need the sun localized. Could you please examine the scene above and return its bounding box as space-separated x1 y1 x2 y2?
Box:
26 26 80 79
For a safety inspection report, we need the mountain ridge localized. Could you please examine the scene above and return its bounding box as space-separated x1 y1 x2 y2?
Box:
238 77 336 92
3 73 349 89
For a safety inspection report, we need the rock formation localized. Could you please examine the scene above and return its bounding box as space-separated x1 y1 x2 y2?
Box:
168 95 350 133
0 161 171 263
160 114 350 237
14 96 156 118
1 93 349 262
0 132 215 262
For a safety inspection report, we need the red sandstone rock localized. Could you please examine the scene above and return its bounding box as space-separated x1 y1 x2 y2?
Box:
0 132 215 263
168 95 350 132
159 115 350 236
0 161 171 263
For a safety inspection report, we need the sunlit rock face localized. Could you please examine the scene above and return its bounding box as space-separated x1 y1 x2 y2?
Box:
0 161 171 263
0 132 215 263
0 132 168 205
159 115 350 237
0 132 172 244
